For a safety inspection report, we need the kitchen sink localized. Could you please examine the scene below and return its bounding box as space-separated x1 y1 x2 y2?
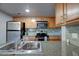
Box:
0 41 42 55
17 41 41 50
20 42 40 50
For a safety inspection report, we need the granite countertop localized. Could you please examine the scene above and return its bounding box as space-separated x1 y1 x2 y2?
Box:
0 41 42 55
0 41 61 56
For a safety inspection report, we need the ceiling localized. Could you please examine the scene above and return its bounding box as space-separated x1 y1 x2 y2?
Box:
0 3 55 17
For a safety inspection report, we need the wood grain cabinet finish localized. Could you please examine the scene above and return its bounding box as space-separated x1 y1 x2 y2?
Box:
55 3 64 26
56 3 79 25
66 3 79 21
49 36 61 41
48 18 55 28
13 17 55 28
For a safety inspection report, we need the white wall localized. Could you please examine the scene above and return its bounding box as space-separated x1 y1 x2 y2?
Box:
0 11 13 46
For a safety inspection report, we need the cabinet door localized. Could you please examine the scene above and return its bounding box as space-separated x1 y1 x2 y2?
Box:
48 18 55 28
66 3 79 21
56 3 64 25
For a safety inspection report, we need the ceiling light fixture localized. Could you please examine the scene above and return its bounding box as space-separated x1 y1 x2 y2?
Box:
25 9 30 13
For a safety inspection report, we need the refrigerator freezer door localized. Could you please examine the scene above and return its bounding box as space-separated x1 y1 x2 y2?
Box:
7 31 21 43
7 22 21 30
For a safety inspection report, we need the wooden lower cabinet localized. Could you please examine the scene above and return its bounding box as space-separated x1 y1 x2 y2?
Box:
23 36 61 41
49 36 61 41
23 36 36 41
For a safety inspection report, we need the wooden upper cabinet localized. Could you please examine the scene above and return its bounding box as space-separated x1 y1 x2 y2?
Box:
56 3 79 25
13 17 56 28
66 3 79 21
55 3 64 25
48 18 55 28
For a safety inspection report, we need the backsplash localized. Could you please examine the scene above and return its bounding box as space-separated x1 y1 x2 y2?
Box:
66 25 79 47
66 25 79 40
25 28 61 36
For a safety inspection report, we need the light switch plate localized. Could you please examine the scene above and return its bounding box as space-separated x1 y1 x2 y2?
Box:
72 33 78 39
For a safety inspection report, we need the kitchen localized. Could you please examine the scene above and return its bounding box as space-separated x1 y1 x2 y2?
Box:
0 3 79 56
12 16 61 41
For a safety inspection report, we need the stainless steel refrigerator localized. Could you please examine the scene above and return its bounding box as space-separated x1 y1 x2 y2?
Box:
6 21 25 43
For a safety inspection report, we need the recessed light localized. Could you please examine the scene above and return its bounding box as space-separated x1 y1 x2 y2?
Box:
25 9 30 13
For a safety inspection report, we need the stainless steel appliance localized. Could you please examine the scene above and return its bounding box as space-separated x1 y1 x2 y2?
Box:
37 21 48 29
6 21 25 43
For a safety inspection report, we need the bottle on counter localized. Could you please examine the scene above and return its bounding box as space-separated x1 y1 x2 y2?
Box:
44 36 48 41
